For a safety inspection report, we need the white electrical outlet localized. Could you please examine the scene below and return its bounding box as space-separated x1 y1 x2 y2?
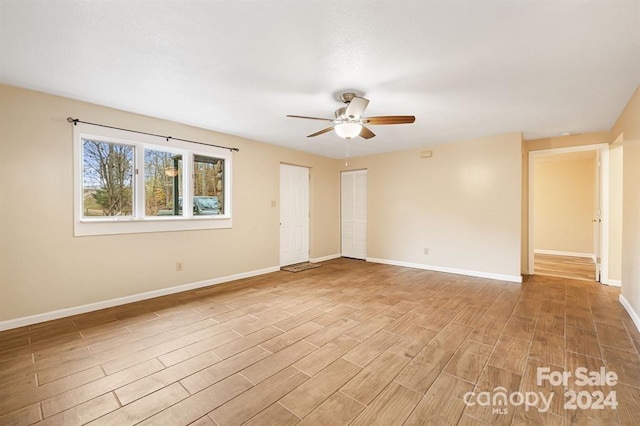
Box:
424 248 429 255
176 261 184 271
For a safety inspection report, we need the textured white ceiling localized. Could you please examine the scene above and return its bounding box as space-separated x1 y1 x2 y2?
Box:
1 0 639 158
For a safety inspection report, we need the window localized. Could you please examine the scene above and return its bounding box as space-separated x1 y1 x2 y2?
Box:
144 149 182 217
74 123 232 236
82 139 134 217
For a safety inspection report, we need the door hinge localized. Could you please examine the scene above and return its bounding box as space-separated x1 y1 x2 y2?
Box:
596 257 601 264
596 160 601 167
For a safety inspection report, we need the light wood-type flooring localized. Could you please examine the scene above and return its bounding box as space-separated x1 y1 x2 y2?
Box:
534 253 597 281
1 258 639 425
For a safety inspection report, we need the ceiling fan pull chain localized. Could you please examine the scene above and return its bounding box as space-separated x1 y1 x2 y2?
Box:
345 141 350 166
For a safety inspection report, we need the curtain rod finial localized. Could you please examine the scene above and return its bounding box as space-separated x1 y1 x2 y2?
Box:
67 117 78 125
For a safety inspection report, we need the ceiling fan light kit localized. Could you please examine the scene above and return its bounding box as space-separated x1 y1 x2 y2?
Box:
334 122 363 139
286 91 416 141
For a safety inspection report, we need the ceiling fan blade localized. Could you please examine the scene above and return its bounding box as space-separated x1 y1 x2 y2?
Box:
360 126 376 139
287 114 333 122
345 96 369 119
307 127 335 138
364 115 416 125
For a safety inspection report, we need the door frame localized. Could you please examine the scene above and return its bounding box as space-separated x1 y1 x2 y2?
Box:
528 143 610 282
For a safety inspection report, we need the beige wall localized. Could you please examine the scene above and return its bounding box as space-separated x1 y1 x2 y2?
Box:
533 155 595 255
342 133 522 280
0 85 340 322
609 141 623 281
612 86 640 319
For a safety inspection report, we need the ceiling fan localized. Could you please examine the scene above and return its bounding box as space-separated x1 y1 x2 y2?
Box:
287 92 415 140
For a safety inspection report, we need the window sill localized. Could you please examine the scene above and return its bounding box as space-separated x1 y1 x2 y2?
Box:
74 216 232 236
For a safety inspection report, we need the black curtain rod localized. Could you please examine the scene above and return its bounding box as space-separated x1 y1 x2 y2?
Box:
67 117 240 152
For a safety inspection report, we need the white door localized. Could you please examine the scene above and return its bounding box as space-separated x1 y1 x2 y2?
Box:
280 164 309 266
593 151 602 281
342 170 367 259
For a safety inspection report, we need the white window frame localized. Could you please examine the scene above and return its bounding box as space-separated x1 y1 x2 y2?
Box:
74 123 232 236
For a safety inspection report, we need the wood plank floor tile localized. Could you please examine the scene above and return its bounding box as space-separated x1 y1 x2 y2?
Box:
565 350 602 382
420 308 458 331
40 393 119 425
240 340 316 384
383 311 428 335
463 365 521 425
342 330 400 367
566 325 602 358
208 366 309 426
90 383 188 425
0 366 105 416
487 335 530 375
41 359 163 418
535 312 565 337
529 331 564 367
615 383 640 425
502 315 536 341
511 299 542 320
340 351 409 405
343 315 395 342
519 358 564 417
138 374 252 426
404 373 473 426
211 326 282 360
280 358 361 418
566 308 596 331
115 350 220 405
260 322 323 353
297 391 365 426
457 414 490 426
293 335 359 376
601 346 640 388
242 402 300 426
386 324 437 358
271 308 327 333
512 407 564 426
304 318 359 347
180 346 270 394
596 322 636 353
453 306 488 328
157 330 239 367
429 322 473 352
467 317 504 347
0 403 41 426
351 382 422 426
190 416 216 426
443 340 493 384
394 344 454 394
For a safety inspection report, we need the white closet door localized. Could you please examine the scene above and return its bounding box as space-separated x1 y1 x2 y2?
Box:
280 164 309 266
342 170 367 259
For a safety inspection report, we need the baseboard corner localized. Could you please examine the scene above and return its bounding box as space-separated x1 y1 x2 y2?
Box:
309 254 341 263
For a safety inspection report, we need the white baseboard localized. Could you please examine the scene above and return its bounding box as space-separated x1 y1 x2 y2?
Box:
366 257 522 283
601 278 621 287
619 294 640 333
309 254 341 263
534 249 595 259
0 266 280 332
